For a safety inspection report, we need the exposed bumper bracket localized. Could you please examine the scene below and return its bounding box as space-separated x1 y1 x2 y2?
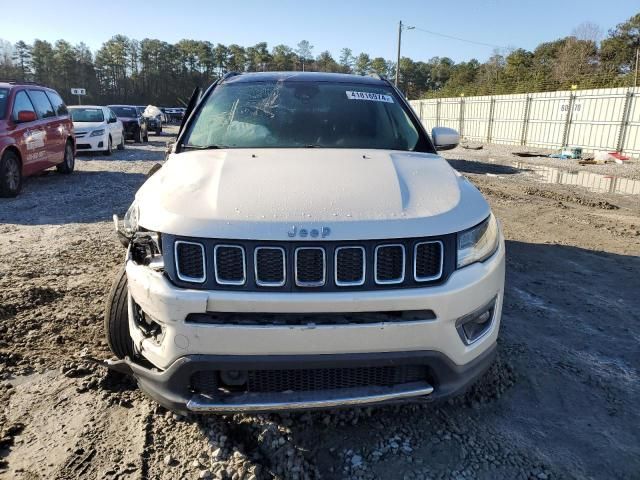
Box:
186 382 434 412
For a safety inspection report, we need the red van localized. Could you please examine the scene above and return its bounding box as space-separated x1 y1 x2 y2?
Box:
0 81 75 197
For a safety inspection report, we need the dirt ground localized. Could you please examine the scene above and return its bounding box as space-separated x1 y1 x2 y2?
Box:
1 128 639 480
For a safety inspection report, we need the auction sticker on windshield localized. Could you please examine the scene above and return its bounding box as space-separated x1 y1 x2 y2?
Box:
346 91 394 103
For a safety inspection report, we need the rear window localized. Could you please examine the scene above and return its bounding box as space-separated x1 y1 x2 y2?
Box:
0 88 8 118
28 90 56 119
70 108 104 122
110 106 138 117
45 90 68 116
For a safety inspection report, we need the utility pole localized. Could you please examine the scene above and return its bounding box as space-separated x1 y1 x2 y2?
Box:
635 47 639 88
395 21 414 86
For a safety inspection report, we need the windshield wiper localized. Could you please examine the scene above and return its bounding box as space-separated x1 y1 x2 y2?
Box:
181 144 229 150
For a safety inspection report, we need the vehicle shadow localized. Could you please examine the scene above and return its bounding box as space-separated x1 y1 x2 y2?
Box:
0 169 147 225
446 158 524 175
166 241 639 479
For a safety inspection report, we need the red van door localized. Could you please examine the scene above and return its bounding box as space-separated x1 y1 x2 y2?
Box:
27 89 62 166
10 90 49 176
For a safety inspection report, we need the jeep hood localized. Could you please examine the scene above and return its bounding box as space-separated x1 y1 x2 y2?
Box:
136 149 490 240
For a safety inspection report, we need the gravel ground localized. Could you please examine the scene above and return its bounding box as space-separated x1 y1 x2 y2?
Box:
1 127 639 479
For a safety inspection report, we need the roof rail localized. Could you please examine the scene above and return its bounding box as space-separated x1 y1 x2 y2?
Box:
0 79 44 86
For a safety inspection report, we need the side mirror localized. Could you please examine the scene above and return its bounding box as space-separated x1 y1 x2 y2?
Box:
16 110 37 123
108 117 117 124
431 127 460 151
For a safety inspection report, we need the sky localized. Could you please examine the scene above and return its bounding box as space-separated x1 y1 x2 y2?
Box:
2 0 638 63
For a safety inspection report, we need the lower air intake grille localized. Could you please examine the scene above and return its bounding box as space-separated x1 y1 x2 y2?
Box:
246 365 428 393
175 241 205 282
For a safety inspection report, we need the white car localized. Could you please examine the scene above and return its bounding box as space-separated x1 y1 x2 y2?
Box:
105 72 505 414
69 105 124 155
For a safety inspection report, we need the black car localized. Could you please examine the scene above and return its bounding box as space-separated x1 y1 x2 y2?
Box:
108 105 148 143
138 106 162 135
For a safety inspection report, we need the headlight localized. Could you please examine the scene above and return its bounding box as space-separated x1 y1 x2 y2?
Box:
457 214 499 268
123 200 140 234
90 129 105 137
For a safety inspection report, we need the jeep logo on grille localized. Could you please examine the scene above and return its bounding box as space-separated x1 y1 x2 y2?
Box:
287 226 331 239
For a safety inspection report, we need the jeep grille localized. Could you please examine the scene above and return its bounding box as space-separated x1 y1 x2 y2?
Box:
169 235 450 291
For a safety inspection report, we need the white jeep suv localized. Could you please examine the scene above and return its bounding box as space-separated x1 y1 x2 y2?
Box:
105 72 505 413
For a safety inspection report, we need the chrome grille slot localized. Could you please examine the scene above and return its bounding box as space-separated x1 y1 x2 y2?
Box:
175 241 206 283
414 241 443 281
214 245 246 285
295 247 326 287
254 247 286 287
375 244 405 284
335 246 365 286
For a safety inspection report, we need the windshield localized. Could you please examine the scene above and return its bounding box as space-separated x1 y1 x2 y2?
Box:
110 106 137 117
70 107 104 122
0 88 8 118
183 81 421 150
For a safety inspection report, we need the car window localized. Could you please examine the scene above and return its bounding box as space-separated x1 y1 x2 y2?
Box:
69 107 104 122
12 90 36 122
45 90 68 116
110 106 137 117
28 90 56 119
0 88 8 118
183 81 421 151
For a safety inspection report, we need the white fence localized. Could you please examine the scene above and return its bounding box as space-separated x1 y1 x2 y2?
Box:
409 87 640 157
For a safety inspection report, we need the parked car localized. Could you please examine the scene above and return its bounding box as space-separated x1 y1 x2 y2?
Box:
108 105 148 143
68 105 124 155
105 72 505 413
162 107 185 124
0 81 75 197
138 105 163 135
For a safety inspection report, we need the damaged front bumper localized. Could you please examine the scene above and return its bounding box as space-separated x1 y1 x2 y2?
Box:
101 345 496 414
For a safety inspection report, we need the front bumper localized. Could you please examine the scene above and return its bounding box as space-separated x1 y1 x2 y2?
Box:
124 237 505 412
107 345 496 414
76 134 108 152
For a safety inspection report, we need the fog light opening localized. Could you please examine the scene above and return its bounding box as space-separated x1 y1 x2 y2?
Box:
220 370 248 387
456 297 497 345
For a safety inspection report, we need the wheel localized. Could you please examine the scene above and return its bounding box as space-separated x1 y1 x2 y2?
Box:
0 150 22 197
155 127 161 135
117 134 125 150
56 141 75 174
135 128 143 143
104 136 113 156
104 266 135 359
143 131 149 143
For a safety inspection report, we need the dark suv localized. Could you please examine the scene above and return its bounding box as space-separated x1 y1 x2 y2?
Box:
0 81 75 197
108 105 148 143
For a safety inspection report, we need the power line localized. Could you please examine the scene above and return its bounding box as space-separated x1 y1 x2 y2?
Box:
411 26 508 50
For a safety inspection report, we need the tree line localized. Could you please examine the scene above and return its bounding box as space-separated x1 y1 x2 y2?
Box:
0 13 637 105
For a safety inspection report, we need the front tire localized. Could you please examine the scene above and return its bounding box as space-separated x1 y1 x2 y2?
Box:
0 150 22 197
135 128 143 143
104 266 135 359
104 136 113 156
143 130 149 143
117 134 125 150
56 141 75 174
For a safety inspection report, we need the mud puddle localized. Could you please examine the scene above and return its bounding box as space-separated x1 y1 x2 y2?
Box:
514 162 640 195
